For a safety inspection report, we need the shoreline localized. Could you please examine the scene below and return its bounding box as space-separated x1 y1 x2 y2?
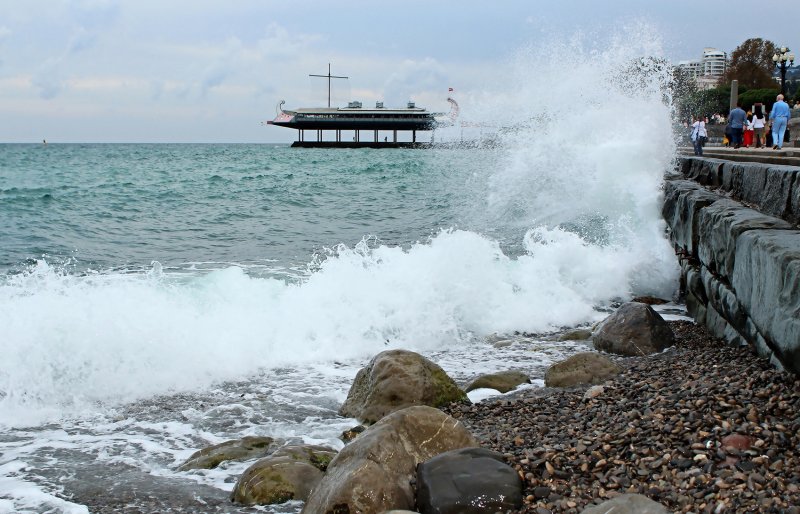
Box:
444 320 800 513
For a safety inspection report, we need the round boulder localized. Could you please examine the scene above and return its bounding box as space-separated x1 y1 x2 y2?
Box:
593 302 675 356
178 436 277 471
415 447 523 514
339 349 468 424
231 444 338 505
464 370 530 393
301 406 479 514
544 352 620 388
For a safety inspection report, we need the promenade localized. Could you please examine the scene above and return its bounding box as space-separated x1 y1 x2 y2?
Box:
679 146 800 166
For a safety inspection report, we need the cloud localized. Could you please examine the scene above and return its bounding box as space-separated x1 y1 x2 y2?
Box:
383 58 448 103
199 37 243 96
67 26 96 54
32 58 64 99
256 22 322 59
0 26 9 68
68 0 120 29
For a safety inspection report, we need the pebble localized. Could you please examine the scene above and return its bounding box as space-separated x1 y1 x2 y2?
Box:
444 321 800 513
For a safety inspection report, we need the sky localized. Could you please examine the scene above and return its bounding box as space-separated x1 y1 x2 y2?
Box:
0 0 795 143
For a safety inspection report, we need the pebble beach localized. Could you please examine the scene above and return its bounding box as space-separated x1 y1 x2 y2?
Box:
445 321 800 513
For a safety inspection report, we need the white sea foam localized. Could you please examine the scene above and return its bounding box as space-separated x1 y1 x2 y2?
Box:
0 24 683 514
0 24 679 429
0 227 627 425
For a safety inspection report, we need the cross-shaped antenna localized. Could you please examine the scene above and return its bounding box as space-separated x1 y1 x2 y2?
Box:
309 63 349 108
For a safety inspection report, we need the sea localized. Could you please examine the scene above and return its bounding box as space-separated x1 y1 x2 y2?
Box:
1 38 683 513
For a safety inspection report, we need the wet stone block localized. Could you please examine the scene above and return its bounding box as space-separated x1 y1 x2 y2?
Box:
732 229 800 374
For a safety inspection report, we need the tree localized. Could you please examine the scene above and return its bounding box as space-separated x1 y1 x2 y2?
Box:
738 88 780 112
723 38 778 89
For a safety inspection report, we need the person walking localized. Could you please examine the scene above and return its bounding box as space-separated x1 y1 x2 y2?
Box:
752 103 766 148
769 94 791 149
728 103 747 149
690 115 707 156
743 112 754 147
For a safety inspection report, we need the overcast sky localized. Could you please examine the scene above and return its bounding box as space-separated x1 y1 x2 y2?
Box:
0 0 795 143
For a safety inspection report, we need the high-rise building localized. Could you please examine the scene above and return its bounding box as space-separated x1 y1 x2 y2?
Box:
675 47 728 90
702 48 727 77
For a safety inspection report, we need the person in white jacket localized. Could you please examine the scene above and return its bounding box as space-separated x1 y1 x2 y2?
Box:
690 115 707 156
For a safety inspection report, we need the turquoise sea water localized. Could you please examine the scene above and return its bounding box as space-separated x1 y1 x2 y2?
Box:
0 141 681 512
1 144 485 275
0 36 686 511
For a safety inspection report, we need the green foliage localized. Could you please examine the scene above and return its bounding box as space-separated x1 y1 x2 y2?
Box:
738 88 781 111
677 86 731 119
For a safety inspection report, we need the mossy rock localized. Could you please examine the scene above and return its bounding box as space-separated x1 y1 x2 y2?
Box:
231 444 338 505
339 349 469 425
464 370 531 393
271 444 338 471
178 436 277 471
231 457 322 505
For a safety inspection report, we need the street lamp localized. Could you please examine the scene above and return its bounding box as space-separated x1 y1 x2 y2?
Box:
773 47 795 95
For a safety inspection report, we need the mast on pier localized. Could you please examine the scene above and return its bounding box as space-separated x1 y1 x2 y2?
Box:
309 63 348 108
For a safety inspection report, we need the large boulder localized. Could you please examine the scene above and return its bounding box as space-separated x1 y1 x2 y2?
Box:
301 406 479 514
339 349 468 424
415 447 523 514
544 352 620 388
177 436 277 471
593 302 674 356
231 444 338 505
464 370 530 393
580 493 669 514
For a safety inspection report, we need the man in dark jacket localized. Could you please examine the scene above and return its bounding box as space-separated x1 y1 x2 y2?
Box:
728 103 747 149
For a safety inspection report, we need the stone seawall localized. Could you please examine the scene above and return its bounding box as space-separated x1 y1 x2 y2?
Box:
663 156 800 374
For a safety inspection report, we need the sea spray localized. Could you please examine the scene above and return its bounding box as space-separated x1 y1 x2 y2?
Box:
0 23 688 514
0 25 681 427
452 22 679 297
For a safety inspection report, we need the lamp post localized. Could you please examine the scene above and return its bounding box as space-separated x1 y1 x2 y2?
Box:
773 47 795 96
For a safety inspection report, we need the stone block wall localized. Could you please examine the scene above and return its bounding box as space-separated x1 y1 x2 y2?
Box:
664 157 800 374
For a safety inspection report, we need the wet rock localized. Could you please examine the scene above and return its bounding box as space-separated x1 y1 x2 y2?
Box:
230 444 337 504
340 424 366 443
580 494 669 513
177 436 277 471
721 434 754 452
557 329 593 341
231 456 320 504
302 406 478 514
593 302 674 356
631 296 670 305
583 385 604 400
339 349 468 424
442 320 800 513
544 352 620 388
269 444 338 471
465 370 531 393
415 447 523 514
